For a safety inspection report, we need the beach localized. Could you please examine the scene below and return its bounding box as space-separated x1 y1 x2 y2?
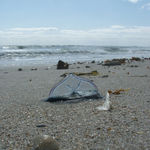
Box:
0 58 150 150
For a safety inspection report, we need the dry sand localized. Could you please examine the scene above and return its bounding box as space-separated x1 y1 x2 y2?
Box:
0 59 150 150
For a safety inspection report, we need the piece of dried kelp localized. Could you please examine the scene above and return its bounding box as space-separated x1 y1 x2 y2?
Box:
108 88 130 95
60 70 99 77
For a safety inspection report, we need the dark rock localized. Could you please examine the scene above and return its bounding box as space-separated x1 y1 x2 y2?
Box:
18 68 23 71
57 60 69 69
36 124 47 128
85 66 90 68
33 135 59 150
91 60 95 63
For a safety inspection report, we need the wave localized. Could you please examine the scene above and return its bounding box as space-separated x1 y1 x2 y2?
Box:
0 45 150 61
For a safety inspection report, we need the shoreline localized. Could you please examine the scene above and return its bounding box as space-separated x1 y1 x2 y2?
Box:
0 57 150 149
0 55 150 68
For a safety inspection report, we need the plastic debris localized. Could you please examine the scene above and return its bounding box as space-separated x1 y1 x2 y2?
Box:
46 74 102 102
96 92 111 111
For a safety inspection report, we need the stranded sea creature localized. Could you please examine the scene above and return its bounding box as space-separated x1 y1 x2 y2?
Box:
45 74 102 102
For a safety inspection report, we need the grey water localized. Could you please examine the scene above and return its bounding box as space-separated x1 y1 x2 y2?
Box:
0 45 150 66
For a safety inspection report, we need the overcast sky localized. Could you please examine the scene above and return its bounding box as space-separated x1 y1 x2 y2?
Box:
0 0 150 46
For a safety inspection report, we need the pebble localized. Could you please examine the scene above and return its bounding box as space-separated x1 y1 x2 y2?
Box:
33 135 59 150
18 68 23 71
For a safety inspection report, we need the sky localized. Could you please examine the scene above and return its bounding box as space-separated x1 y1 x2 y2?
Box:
0 0 150 46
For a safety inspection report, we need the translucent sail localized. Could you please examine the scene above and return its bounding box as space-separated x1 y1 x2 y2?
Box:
46 74 102 102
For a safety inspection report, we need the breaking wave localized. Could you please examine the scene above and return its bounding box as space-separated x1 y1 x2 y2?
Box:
0 45 150 66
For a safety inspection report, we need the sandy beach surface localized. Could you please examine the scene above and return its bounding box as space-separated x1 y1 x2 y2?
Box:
0 59 150 150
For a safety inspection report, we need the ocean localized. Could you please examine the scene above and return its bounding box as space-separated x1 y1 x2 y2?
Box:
0 45 150 67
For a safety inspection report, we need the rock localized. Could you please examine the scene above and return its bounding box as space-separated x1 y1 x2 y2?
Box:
18 68 23 71
91 60 95 63
33 135 59 150
85 66 90 68
57 60 69 69
36 124 47 128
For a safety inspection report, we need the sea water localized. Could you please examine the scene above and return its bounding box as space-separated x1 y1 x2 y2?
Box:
0 45 150 67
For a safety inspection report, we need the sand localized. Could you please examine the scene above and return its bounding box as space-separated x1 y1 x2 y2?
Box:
0 59 150 150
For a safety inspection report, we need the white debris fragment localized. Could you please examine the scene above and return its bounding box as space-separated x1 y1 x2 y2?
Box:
96 92 111 111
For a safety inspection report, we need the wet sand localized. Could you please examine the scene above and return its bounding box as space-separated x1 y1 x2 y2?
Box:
0 59 150 150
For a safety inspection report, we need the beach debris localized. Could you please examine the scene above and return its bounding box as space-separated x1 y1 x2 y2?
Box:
129 65 138 67
33 135 59 150
18 68 23 71
96 92 111 111
101 75 109 78
60 70 99 77
131 57 141 61
46 74 102 102
74 70 99 76
31 67 38 71
91 60 95 63
85 65 90 68
77 61 84 64
103 60 121 66
57 60 69 69
108 88 130 95
102 58 126 66
129 75 148 77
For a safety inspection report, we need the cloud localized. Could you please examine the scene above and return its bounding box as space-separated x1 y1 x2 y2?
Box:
128 0 139 3
111 25 125 29
141 3 150 10
11 27 58 32
0 26 150 46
